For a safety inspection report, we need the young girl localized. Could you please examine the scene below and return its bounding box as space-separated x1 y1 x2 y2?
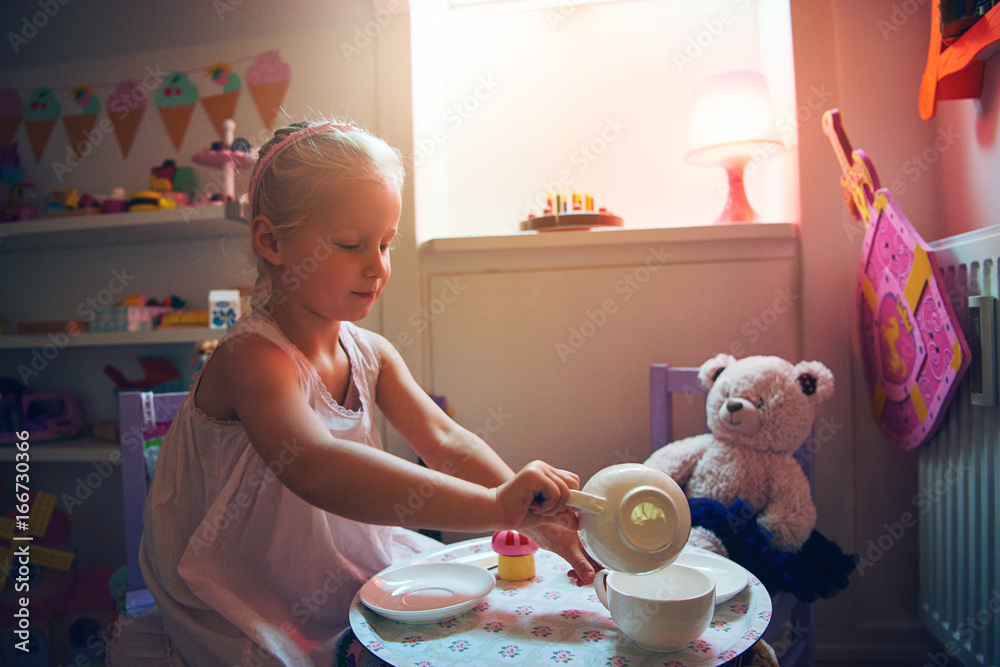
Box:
111 120 596 666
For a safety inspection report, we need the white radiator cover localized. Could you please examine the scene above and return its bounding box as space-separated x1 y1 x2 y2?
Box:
921 227 1000 667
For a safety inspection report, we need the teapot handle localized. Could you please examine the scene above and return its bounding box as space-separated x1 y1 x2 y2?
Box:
593 569 612 610
567 490 606 514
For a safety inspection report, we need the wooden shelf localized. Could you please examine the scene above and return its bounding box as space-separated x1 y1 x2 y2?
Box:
0 327 223 349
0 200 247 252
0 436 119 462
920 3 1000 119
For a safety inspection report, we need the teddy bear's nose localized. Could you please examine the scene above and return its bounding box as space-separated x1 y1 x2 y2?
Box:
726 400 743 413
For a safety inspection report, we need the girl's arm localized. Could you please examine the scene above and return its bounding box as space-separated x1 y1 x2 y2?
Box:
371 333 597 585
215 335 571 532
371 332 515 487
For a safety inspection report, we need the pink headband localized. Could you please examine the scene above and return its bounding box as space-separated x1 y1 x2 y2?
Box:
248 121 358 219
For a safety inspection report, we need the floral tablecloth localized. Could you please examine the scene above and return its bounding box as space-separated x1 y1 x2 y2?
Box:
349 538 771 667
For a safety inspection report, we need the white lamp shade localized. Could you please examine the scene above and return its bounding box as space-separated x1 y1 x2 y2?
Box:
686 70 782 164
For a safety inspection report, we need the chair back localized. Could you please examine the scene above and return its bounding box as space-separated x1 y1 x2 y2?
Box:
119 390 188 614
649 364 815 665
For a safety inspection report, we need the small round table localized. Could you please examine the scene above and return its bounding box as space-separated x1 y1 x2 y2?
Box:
350 538 771 667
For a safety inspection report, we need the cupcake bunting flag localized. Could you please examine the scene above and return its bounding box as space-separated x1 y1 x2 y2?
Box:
201 62 242 141
10 48 292 161
0 88 22 150
24 87 61 161
156 71 199 151
106 80 147 159
246 50 291 132
63 85 101 158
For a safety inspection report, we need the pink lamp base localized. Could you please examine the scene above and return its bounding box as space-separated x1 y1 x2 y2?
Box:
717 160 757 224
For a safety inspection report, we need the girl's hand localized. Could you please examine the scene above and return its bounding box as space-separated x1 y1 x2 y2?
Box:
494 461 579 527
518 510 600 586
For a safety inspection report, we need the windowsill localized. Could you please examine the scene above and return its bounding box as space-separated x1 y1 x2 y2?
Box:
421 222 799 254
420 222 800 274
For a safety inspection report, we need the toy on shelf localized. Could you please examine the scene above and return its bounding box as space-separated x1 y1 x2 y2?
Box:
0 379 85 445
149 159 195 207
0 141 37 222
104 357 181 392
41 188 101 217
520 190 623 232
191 119 256 203
491 530 538 581
91 293 185 333
101 186 128 214
127 189 178 212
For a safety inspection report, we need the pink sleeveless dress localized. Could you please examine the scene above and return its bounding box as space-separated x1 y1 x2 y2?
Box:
135 309 440 666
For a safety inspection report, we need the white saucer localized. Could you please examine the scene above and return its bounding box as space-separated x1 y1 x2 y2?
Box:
359 562 496 624
674 551 749 604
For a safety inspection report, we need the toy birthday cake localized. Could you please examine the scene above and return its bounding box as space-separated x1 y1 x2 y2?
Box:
521 191 623 231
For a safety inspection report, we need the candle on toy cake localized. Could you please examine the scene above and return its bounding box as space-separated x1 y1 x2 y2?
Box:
491 530 538 581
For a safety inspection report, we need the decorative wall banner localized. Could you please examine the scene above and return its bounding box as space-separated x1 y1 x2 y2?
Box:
246 50 291 133
63 85 100 158
24 87 60 161
6 49 292 159
201 63 241 141
107 80 147 159
156 72 199 151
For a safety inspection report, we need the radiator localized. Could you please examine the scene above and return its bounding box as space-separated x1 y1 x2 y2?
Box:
921 227 1000 667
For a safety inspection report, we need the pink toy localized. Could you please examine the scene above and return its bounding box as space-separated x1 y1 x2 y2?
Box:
191 119 255 202
823 109 970 450
491 530 538 581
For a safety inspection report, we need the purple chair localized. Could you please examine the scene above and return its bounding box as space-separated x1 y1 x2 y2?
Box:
118 390 188 616
649 364 815 667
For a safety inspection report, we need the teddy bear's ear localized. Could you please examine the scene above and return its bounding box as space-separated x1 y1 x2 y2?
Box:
698 353 737 389
793 360 834 403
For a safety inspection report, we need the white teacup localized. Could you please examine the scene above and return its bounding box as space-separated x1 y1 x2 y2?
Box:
594 564 716 653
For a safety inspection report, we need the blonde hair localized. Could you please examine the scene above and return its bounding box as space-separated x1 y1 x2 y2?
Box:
248 119 404 307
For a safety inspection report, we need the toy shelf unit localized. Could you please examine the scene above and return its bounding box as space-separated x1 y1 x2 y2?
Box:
0 200 247 252
0 204 250 466
920 1 1000 119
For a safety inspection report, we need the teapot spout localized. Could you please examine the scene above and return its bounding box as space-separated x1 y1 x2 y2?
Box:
568 490 607 515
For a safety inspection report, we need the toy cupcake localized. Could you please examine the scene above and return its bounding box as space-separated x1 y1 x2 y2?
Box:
491 530 538 581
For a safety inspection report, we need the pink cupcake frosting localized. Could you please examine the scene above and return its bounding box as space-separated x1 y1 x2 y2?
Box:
246 50 291 85
107 80 147 112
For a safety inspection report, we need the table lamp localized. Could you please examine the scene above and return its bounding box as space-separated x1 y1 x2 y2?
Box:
685 70 783 224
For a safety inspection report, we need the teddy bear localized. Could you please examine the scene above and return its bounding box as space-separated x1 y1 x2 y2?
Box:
645 353 834 554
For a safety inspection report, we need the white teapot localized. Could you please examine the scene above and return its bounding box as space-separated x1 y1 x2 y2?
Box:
567 463 691 574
